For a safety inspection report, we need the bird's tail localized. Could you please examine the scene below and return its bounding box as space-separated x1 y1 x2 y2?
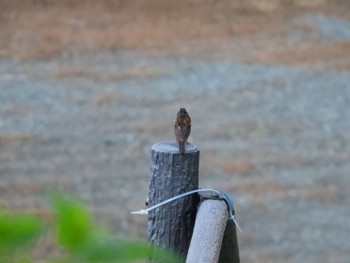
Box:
179 141 185 155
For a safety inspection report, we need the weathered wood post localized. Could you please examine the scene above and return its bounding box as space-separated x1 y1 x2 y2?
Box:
148 141 199 260
218 220 240 263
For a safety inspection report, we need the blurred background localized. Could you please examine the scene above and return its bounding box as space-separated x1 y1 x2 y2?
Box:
1 0 350 262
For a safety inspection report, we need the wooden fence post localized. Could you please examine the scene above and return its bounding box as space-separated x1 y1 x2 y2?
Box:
148 141 200 260
218 220 240 263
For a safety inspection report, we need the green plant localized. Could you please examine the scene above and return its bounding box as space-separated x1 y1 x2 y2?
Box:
0 192 180 263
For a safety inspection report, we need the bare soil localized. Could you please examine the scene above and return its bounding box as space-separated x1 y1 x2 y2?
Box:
1 1 350 262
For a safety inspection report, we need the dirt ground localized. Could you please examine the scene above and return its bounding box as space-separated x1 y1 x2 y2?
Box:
1 1 350 262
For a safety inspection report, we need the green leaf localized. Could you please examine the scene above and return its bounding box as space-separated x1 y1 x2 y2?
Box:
0 209 43 255
49 192 181 263
50 192 92 250
76 237 181 263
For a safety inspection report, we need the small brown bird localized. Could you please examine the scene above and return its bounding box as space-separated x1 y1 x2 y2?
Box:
174 108 191 155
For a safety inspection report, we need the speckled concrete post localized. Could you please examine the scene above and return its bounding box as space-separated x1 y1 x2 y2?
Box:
186 199 240 263
148 141 199 260
186 200 228 263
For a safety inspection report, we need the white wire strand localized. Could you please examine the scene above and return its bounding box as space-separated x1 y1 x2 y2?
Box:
130 188 242 232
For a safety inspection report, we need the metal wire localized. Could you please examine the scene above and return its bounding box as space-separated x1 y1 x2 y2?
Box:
131 188 242 232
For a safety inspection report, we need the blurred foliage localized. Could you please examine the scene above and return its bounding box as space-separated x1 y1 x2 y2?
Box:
0 209 43 263
0 192 180 263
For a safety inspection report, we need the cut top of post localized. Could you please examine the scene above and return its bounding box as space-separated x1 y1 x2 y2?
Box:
151 141 198 154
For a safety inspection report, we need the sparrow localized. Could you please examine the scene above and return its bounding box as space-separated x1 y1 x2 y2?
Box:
174 108 191 155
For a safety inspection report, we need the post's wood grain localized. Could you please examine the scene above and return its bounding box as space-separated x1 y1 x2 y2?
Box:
148 141 199 260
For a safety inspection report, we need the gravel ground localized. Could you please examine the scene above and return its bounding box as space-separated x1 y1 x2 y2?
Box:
1 12 350 263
